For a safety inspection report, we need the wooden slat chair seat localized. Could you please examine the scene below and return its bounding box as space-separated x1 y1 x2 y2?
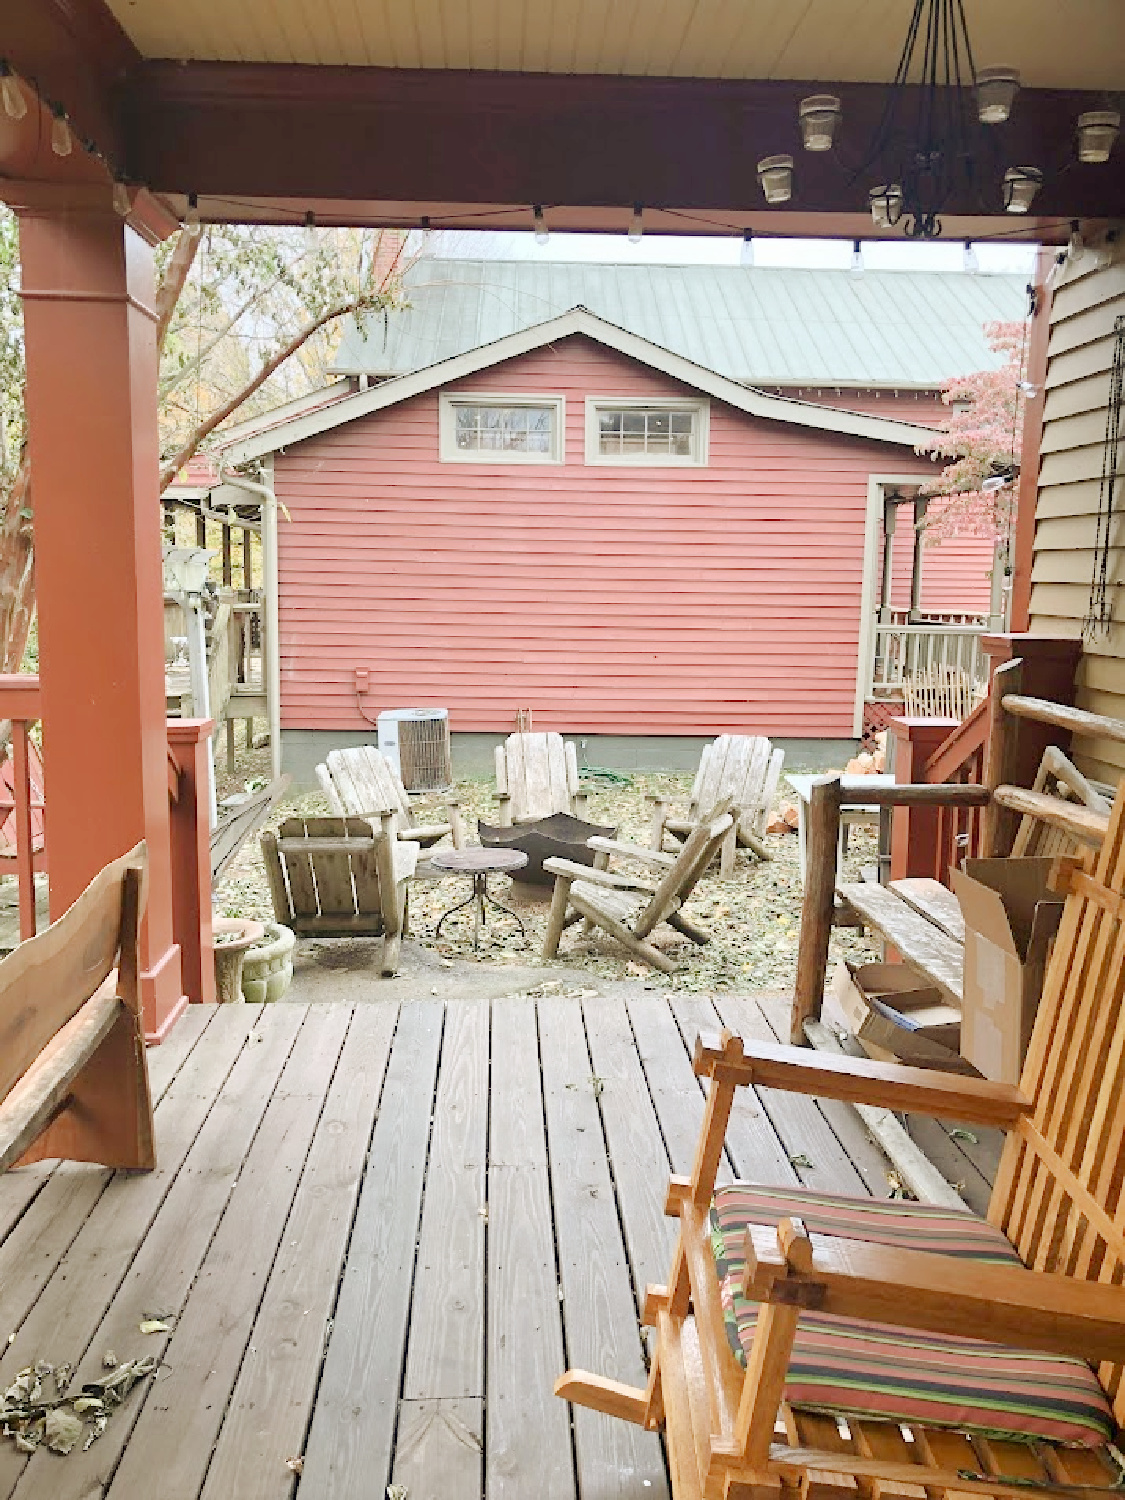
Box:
542 810 734 973
556 776 1125 1500
261 815 419 976
493 732 587 826
0 842 153 1176
650 734 784 876
1011 746 1112 859
316 745 464 850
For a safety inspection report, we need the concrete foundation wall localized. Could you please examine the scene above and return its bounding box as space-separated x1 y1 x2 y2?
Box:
281 728 858 791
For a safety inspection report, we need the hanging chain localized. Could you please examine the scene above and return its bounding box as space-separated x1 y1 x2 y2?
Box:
1084 315 1125 639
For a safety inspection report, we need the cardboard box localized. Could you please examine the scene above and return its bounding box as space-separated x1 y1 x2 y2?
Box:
951 857 1065 1086
825 961 972 1073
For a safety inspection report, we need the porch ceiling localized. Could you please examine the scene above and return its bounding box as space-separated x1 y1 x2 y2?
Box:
100 0 1125 89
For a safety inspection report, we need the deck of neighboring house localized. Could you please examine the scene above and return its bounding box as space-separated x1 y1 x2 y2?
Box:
0 993 1001 1500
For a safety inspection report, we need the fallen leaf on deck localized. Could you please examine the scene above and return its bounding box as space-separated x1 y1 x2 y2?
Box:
387 1485 409 1500
788 1153 814 1170
44 1408 84 1455
948 1127 978 1144
286 1456 304 1474
139 1319 174 1335
102 1351 117 1370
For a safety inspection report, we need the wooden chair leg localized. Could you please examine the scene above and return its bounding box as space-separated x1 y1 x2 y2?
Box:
719 825 737 878
543 875 575 957
668 911 709 945
553 1371 650 1426
579 906 677 972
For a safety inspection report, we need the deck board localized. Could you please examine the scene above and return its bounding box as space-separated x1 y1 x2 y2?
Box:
0 994 909 1500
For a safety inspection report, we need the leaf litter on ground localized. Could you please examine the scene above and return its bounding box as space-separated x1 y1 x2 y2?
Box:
1 1355 157 1458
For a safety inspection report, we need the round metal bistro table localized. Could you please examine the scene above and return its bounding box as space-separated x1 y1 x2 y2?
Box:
429 847 530 949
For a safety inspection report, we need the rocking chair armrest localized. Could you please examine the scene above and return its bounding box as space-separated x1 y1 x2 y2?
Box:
693 1034 1030 1129
743 1221 1125 1365
586 837 677 869
543 857 658 892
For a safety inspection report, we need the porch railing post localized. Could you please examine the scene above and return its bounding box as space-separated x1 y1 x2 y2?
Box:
167 719 216 1005
792 776 843 1044
887 717 958 881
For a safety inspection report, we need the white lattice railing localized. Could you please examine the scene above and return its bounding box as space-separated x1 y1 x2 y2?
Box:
870 620 990 699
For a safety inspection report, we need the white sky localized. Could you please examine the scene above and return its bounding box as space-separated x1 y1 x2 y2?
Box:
431 229 1037 276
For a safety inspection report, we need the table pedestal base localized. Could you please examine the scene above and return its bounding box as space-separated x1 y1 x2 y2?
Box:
435 872 527 950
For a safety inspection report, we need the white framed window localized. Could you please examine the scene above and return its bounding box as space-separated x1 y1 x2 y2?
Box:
439 392 564 463
585 396 709 465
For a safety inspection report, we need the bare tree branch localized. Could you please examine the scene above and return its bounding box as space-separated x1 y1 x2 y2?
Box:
155 230 202 361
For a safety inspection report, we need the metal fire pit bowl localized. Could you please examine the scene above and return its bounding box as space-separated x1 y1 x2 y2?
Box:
477 811 617 886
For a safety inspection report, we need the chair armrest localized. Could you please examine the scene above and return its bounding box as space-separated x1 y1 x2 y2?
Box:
543 857 657 892
693 1033 1030 1129
743 1221 1125 1365
586 837 677 869
646 795 673 850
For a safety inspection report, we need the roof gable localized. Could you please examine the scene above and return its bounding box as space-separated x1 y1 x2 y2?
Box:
224 306 941 464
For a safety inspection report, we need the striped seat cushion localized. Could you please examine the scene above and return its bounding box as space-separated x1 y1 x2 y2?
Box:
711 1183 1114 1447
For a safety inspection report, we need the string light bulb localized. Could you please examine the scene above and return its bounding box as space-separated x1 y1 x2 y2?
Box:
0 62 27 122
628 203 644 244
740 229 755 267
303 209 317 251
962 239 979 274
533 204 549 246
184 193 201 236
850 238 864 277
50 106 72 158
1067 220 1087 265
113 180 131 217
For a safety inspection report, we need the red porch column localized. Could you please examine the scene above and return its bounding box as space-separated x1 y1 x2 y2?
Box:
18 196 187 1042
888 716 958 881
167 719 216 1006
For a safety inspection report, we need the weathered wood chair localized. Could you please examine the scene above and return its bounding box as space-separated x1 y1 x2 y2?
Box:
261 815 419 976
649 735 783 875
542 809 734 973
1 842 154 1175
557 779 1125 1500
316 745 464 850
1011 745 1111 858
493 731 587 826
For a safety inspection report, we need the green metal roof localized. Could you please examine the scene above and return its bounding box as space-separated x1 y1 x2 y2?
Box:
333 258 1027 390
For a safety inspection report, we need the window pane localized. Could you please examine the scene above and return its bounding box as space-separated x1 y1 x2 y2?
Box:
594 406 698 458
649 412 671 437
670 412 692 434
450 402 555 455
622 412 645 436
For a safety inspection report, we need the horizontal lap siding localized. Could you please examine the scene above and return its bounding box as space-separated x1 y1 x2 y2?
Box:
1029 253 1125 783
275 336 936 737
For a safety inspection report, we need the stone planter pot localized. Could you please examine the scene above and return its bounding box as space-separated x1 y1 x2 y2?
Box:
241 921 297 1004
211 916 266 1004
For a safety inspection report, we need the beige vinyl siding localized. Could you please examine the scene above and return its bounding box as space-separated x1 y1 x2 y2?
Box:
1029 239 1125 785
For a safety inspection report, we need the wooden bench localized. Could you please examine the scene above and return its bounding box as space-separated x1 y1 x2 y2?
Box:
0 842 154 1175
836 878 964 1005
555 776 1125 1500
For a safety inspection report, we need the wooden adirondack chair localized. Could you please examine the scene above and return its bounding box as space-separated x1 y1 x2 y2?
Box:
316 745 464 850
1011 745 1111 858
261 815 419 976
557 778 1125 1500
649 734 784 875
2 842 153 1174
542 809 734 973
494 732 587 826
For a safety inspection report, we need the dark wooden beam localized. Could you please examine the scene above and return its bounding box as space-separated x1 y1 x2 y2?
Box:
4 0 137 166
123 63 1125 223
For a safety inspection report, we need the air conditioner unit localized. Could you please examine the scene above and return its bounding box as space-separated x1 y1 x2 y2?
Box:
377 708 453 792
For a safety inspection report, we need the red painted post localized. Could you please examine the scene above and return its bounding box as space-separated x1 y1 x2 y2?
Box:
888 717 959 881
17 193 187 1041
167 719 216 1006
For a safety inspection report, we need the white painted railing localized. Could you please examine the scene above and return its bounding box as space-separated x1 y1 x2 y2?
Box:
870 620 990 699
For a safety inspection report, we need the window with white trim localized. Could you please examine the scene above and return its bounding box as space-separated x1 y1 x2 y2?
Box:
586 397 709 465
439 393 564 463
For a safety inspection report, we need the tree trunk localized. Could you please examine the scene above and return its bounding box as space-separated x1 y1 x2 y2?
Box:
0 459 35 674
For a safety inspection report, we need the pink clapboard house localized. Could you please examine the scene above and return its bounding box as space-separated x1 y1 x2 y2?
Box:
218 258 1026 777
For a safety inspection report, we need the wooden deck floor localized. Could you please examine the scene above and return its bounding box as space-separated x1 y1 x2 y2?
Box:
0 992 989 1500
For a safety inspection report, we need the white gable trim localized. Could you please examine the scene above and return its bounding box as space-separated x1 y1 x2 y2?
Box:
223 307 937 464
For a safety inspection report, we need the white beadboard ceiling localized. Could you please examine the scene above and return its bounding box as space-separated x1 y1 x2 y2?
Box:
104 0 1125 88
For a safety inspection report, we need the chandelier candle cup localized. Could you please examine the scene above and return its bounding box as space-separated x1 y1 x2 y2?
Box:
798 95 841 152
757 155 794 205
869 184 904 229
1003 166 1043 214
975 68 1020 125
1076 111 1120 164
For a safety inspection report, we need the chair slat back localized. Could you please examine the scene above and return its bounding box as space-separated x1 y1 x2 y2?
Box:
275 816 379 919
1011 747 1111 859
636 808 734 938
988 779 1125 1417
325 748 412 833
0 842 145 1105
501 733 574 821
692 736 773 821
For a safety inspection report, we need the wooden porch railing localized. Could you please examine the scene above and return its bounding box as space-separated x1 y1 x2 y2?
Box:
870 621 989 699
0 675 46 942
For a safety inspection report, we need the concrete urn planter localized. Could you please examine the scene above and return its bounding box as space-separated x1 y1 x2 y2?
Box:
241 921 297 1004
211 917 266 1004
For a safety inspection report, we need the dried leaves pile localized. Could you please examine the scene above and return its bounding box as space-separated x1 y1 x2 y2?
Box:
1 1355 156 1457
214 766 879 992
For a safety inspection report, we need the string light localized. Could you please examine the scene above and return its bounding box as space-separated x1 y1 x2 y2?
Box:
50 105 72 158
850 238 864 277
113 180 131 217
628 203 643 244
533 204 549 246
740 229 755 267
184 193 202 236
1067 220 1086 266
303 209 317 251
962 239 979 274
0 62 27 122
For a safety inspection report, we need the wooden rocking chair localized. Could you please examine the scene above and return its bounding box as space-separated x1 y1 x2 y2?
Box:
557 777 1125 1500
261 815 419 976
1 842 153 1175
649 735 784 876
316 745 464 850
493 731 587 826
542 809 734 973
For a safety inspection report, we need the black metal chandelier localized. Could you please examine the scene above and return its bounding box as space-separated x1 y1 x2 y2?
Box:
754 0 1120 238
